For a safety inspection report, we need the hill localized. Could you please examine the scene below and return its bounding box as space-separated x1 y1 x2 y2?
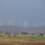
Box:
0 25 45 34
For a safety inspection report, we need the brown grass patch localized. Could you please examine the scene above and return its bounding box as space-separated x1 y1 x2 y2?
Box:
0 39 45 45
16 34 32 37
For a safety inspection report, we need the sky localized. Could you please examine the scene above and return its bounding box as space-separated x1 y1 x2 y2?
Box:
0 0 45 27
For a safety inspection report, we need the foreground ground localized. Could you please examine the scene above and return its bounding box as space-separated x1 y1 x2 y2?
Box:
0 38 45 45
0 35 45 45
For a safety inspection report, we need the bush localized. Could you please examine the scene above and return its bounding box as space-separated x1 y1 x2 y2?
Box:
39 33 43 37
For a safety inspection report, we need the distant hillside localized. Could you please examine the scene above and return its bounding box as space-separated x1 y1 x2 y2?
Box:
0 25 45 34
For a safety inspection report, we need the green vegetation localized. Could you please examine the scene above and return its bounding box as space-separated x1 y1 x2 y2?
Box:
0 35 45 40
0 32 45 40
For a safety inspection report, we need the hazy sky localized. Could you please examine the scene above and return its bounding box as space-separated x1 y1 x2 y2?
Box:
0 0 45 27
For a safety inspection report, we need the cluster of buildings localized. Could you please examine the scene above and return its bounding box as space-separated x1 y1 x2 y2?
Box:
0 32 16 38
0 32 29 38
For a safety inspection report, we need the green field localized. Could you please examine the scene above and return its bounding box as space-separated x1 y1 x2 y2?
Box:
0 35 45 40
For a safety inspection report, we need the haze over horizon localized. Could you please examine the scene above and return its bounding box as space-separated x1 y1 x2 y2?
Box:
0 0 45 27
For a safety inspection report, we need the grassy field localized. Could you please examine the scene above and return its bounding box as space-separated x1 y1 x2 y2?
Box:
0 35 45 45
14 35 45 40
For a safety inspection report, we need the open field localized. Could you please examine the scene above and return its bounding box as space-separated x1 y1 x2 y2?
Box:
0 38 45 45
12 35 45 40
0 35 45 45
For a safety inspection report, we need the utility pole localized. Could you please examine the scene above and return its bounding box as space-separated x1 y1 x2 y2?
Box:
11 18 14 33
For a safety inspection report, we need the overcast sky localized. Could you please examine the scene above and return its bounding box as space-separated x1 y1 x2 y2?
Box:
0 0 45 27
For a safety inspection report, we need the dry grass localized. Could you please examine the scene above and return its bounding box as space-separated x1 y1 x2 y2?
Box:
0 38 45 45
16 34 32 37
0 34 45 45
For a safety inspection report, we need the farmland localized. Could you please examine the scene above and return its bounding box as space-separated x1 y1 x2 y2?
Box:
0 34 45 45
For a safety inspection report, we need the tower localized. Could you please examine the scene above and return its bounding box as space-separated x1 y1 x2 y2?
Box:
24 21 27 27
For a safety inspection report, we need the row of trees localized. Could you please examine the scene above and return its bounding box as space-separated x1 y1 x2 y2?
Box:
17 32 44 37
0 31 44 37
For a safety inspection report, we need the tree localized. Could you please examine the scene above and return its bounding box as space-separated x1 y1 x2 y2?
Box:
39 33 43 37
